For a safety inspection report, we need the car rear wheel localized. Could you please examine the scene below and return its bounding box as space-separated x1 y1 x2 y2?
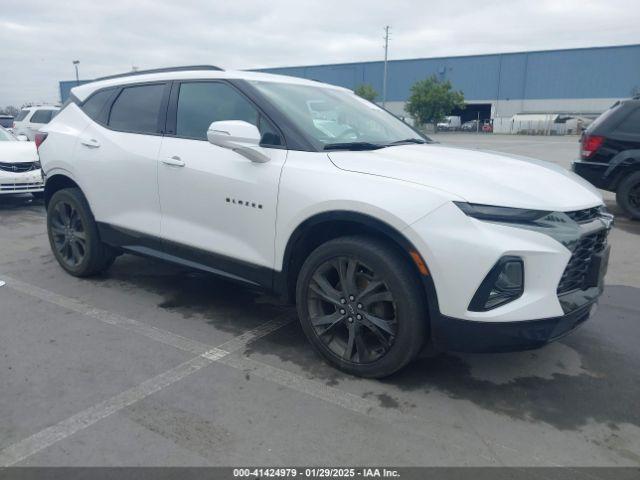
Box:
296 236 427 378
47 188 116 276
616 171 640 220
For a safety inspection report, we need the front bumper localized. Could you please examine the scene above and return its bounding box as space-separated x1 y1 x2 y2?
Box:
431 302 595 353
404 201 610 352
0 171 44 194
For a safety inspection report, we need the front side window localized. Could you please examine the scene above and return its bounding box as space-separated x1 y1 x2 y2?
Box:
176 82 280 145
30 110 54 124
108 84 165 134
249 81 425 149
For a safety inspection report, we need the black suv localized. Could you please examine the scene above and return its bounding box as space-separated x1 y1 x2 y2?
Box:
573 97 640 219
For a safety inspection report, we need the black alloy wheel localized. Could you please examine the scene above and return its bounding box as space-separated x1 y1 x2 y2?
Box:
296 236 427 378
47 188 116 276
307 256 397 364
49 200 87 268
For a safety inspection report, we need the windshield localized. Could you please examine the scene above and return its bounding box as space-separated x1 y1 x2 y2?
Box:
0 128 15 141
250 81 427 149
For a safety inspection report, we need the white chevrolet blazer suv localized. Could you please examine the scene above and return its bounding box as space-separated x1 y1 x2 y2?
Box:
38 65 613 377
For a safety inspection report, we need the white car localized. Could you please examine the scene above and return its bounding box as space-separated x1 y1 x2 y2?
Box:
38 66 612 377
12 106 60 141
0 126 43 197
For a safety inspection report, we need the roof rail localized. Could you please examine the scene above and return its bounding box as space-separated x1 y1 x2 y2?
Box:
95 65 224 82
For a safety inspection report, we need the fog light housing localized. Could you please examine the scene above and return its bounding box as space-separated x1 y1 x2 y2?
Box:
469 256 524 312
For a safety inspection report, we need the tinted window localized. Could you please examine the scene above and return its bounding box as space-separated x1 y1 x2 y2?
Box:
82 89 115 121
176 82 280 145
15 110 29 122
587 102 621 133
30 110 55 124
108 84 165 134
615 108 640 135
0 117 13 128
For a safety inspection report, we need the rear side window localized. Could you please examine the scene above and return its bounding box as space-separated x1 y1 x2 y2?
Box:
30 110 55 124
175 82 280 145
14 110 29 122
615 108 640 135
108 84 165 134
81 89 115 121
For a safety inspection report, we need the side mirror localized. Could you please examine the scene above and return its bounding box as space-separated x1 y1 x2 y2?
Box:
16 134 28 141
206 120 270 163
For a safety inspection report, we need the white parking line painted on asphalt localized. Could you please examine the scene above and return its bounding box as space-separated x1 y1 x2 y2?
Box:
1 275 543 466
2 274 291 356
0 293 291 467
0 355 213 467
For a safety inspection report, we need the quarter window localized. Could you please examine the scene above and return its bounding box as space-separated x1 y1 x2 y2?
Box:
615 108 640 135
176 82 281 145
14 110 29 122
81 89 115 121
30 110 55 124
108 84 165 134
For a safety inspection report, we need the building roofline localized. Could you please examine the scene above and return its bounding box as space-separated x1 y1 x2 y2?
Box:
254 43 640 71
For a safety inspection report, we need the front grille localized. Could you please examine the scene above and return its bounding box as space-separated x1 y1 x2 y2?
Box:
565 207 601 223
0 161 38 173
557 229 608 294
0 182 44 192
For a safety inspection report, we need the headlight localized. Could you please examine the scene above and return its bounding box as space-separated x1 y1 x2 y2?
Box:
454 202 551 223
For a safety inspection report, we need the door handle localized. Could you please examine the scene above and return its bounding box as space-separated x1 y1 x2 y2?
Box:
80 137 100 148
161 156 185 167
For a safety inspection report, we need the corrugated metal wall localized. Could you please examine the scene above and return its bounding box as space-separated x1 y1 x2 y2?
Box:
58 44 640 104
258 44 640 102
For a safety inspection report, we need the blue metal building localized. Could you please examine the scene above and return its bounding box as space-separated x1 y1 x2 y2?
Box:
59 44 640 120
258 44 640 120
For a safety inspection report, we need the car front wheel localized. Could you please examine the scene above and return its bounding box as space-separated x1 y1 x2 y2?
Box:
296 236 428 378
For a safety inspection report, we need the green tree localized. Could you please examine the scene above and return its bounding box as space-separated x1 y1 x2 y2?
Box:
354 84 378 102
405 76 464 126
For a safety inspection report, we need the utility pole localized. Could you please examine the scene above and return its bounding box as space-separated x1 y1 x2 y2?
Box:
382 25 390 108
72 60 80 85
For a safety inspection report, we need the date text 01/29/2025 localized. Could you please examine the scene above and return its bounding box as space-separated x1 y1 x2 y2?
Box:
232 467 400 478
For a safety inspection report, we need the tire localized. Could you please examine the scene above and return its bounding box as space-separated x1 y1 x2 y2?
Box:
296 236 428 378
47 188 116 276
616 171 640 220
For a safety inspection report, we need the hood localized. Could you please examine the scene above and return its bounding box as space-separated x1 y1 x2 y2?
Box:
327 144 603 211
0 142 38 164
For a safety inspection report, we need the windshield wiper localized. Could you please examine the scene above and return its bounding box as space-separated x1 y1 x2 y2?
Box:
384 138 427 146
323 142 384 151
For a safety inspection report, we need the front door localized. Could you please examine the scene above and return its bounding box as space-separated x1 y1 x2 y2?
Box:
157 81 287 285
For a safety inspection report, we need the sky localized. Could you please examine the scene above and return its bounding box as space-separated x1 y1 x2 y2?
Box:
1 0 639 107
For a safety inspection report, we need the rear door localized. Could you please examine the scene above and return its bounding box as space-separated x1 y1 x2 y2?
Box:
157 80 287 283
76 82 168 240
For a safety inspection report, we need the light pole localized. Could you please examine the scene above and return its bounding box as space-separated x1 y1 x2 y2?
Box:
72 60 80 85
382 25 390 109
